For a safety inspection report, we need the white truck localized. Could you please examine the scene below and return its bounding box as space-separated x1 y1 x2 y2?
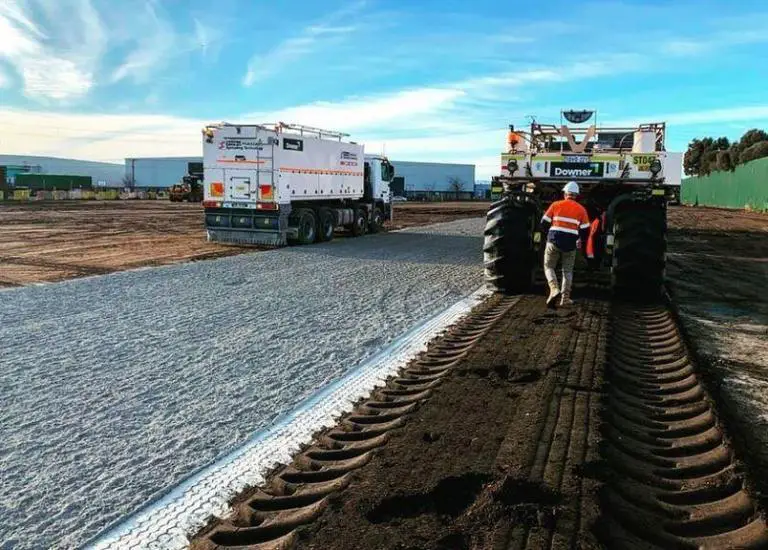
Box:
201 122 395 246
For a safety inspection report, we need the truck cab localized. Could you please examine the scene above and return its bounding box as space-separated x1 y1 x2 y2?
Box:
363 155 394 206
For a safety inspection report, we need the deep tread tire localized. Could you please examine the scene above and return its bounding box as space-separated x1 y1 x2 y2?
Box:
317 207 335 242
611 203 666 298
351 207 368 237
297 208 317 245
369 207 384 233
483 197 536 294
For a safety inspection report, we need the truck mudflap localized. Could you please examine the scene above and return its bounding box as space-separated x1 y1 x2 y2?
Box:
205 208 287 246
207 228 286 247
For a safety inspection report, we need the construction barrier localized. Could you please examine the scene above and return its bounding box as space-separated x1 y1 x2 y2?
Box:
95 190 119 200
0 189 176 201
682 157 768 211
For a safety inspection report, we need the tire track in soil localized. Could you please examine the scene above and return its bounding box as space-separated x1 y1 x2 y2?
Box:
597 303 768 549
288 295 606 550
496 300 607 550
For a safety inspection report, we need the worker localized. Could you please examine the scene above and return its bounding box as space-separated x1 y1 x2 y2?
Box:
507 125 520 152
540 181 591 308
585 208 606 271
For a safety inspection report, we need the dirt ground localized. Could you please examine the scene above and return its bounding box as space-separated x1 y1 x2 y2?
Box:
0 200 489 287
292 295 607 550
665 206 768 502
388 202 490 230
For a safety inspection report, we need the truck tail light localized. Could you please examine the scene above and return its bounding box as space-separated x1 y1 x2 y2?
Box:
256 202 278 211
203 200 220 208
259 184 273 200
210 182 224 197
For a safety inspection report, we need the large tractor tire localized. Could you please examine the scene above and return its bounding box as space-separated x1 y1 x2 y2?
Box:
611 202 666 298
483 197 536 294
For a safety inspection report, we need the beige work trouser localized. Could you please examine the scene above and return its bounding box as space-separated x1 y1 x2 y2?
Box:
543 242 576 291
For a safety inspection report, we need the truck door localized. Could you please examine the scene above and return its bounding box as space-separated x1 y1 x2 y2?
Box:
371 160 393 202
226 170 254 202
363 162 373 201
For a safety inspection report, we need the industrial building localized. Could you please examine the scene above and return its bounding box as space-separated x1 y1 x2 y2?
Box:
389 161 476 200
125 157 202 189
123 157 476 199
0 155 124 187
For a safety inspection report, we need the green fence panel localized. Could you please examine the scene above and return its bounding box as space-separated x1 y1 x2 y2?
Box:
682 157 768 211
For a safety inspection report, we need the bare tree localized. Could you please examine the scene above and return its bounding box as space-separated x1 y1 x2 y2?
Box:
121 175 135 189
448 176 464 200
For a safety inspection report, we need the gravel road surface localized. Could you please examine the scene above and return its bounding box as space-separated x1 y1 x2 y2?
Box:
0 218 484 549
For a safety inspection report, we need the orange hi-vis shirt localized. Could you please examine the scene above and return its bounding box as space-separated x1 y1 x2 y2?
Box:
541 199 591 252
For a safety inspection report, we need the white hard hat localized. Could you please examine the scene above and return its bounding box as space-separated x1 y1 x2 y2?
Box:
563 181 580 194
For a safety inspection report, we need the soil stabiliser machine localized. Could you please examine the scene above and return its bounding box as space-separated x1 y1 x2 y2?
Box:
201 122 394 247
484 110 675 298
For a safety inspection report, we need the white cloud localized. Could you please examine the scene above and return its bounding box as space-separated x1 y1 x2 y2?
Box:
661 25 768 57
666 106 768 126
0 0 211 99
0 66 10 88
0 108 205 163
662 40 708 56
243 2 366 86
110 1 182 84
248 87 466 132
610 106 768 128
0 0 107 100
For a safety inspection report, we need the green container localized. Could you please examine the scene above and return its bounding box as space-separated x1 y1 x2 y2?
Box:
15 174 93 191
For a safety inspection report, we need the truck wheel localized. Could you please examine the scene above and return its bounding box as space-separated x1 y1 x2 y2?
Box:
351 207 368 237
297 208 317 245
611 202 666 298
317 207 335 242
483 197 536 294
369 207 384 233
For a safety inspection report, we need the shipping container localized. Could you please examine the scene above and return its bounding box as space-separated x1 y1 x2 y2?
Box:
15 174 93 190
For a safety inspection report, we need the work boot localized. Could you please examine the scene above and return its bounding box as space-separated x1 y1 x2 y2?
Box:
560 278 574 307
546 280 561 308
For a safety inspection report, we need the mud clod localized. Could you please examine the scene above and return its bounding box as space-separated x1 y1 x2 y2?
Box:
366 473 492 524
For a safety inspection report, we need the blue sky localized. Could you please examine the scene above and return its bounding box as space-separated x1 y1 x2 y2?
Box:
1 0 768 178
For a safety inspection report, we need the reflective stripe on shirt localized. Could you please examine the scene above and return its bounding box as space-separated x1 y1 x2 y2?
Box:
551 226 579 235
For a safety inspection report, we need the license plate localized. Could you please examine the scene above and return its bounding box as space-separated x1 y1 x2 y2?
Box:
564 155 590 163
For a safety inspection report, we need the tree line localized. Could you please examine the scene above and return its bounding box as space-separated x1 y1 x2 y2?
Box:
684 128 768 176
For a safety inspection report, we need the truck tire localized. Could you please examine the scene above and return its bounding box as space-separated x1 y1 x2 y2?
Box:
483 197 536 294
351 207 368 237
369 207 384 233
317 207 335 242
611 202 666 298
297 208 317 245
